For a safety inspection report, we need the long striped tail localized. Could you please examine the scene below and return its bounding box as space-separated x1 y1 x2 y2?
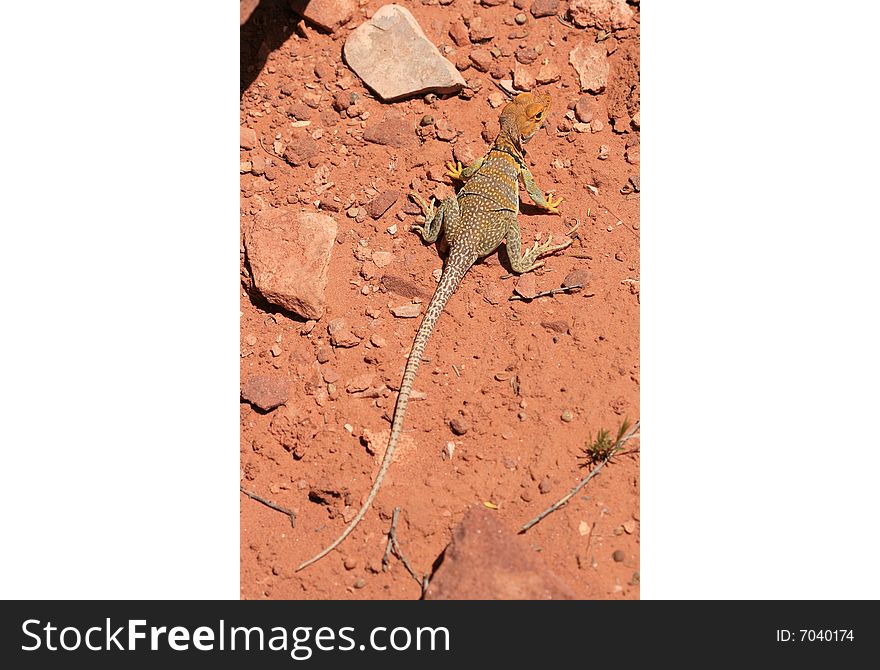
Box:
296 254 472 571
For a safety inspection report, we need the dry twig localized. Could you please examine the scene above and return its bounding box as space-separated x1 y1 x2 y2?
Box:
519 419 640 533
240 486 296 528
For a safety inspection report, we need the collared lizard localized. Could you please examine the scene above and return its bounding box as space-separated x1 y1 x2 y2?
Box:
297 91 571 571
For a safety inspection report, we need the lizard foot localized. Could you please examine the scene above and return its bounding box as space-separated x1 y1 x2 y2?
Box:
446 161 465 181
544 193 564 214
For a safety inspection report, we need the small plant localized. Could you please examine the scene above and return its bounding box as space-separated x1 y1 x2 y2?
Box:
583 418 632 466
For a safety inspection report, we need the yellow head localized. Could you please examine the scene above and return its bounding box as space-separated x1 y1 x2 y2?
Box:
499 91 552 147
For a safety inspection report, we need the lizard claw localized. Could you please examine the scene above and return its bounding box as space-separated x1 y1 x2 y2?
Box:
544 193 563 214
446 160 465 180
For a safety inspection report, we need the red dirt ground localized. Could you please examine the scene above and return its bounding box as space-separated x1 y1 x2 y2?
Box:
240 0 640 599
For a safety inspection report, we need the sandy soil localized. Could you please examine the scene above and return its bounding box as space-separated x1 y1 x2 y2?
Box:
240 0 640 599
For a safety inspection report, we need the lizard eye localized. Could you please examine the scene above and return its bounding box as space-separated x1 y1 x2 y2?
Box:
535 111 543 120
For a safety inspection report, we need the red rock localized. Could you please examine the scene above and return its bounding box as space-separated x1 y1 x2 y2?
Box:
240 126 257 150
244 210 337 320
363 115 415 148
569 41 609 93
469 49 494 73
288 0 355 33
566 0 633 31
536 61 560 84
513 62 536 91
366 190 400 219
241 374 289 412
530 0 560 18
448 21 470 47
574 95 594 123
424 507 578 600
282 131 318 166
240 0 260 25
515 44 538 65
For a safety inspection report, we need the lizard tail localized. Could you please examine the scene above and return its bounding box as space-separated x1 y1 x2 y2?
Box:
296 254 472 571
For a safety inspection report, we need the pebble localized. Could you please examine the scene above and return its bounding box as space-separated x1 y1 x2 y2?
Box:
561 409 573 422
391 304 422 318
370 334 387 348
514 13 527 25
538 477 552 494
531 0 560 18
450 416 470 435
612 549 626 563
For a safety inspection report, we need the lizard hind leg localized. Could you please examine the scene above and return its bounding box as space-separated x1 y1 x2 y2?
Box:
409 192 459 244
505 221 572 274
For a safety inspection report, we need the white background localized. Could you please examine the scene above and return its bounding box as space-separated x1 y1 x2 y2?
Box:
1 2 877 599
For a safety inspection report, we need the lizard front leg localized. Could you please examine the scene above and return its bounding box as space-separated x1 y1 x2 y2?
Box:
505 218 572 274
519 164 563 214
446 156 486 182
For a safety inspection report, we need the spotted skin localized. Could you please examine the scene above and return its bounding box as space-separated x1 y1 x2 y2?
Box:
297 92 570 571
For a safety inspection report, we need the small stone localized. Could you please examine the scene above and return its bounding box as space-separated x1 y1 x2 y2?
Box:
598 144 609 160
366 190 400 219
449 21 470 47
538 477 552 494
560 409 574 422
290 0 356 33
371 251 393 268
285 102 312 121
353 579 366 589
282 133 319 167
321 367 340 384
240 126 257 150
370 334 387 348
514 273 538 299
578 520 592 536
391 303 422 318
241 374 289 412
536 61 560 84
344 557 358 570
363 115 415 148
562 269 591 290
244 334 258 346
612 549 626 563
332 90 357 112
450 416 470 435
488 91 506 108
515 45 539 65
531 0 560 18
316 345 333 363
346 372 374 393
419 114 435 127
513 62 536 91
574 96 594 123
515 13 528 25
569 41 609 93
567 0 633 31
469 49 494 73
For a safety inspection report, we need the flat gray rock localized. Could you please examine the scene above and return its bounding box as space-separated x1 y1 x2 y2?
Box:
343 4 466 102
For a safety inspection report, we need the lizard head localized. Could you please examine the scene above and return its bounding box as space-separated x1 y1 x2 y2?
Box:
499 91 552 149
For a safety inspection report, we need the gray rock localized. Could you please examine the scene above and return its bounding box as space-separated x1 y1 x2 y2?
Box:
343 4 466 102
244 210 337 320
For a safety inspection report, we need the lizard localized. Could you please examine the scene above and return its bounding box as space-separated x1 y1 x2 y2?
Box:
296 91 571 571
